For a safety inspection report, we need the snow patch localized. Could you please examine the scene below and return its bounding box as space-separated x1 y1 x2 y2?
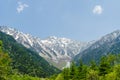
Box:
62 61 71 69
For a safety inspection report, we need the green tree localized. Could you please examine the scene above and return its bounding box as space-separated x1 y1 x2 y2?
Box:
87 69 99 80
0 41 11 80
0 40 3 51
77 60 87 80
62 68 70 80
90 60 98 70
55 74 64 80
99 56 110 76
69 61 76 79
87 60 99 80
113 64 120 79
105 72 116 80
107 54 116 66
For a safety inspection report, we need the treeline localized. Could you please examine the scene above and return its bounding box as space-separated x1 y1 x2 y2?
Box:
0 40 41 80
0 50 45 80
51 54 120 80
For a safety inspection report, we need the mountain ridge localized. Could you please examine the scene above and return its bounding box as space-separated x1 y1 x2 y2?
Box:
1 26 120 68
0 26 91 69
74 29 120 64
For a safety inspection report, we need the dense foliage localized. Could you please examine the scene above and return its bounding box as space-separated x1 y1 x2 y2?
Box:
0 40 54 80
0 41 11 80
52 54 120 80
0 32 60 77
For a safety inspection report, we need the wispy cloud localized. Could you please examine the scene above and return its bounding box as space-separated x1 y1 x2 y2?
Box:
17 2 29 13
93 5 103 15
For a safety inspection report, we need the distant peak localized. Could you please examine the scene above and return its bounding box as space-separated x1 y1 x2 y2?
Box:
109 29 120 37
99 29 120 42
0 26 18 32
112 29 120 34
49 36 57 39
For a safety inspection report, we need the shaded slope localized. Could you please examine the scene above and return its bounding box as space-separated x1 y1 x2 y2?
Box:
0 31 60 77
75 30 120 64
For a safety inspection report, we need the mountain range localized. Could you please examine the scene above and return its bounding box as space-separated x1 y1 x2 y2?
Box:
0 26 92 69
1 26 120 68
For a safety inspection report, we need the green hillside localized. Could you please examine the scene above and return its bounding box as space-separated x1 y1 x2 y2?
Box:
0 31 60 77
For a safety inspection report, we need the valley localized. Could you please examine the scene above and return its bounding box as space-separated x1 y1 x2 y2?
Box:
1 26 120 80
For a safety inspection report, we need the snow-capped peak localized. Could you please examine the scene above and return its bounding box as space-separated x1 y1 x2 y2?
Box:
97 30 120 43
0 26 90 69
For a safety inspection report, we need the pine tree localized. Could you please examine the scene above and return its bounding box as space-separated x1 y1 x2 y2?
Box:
107 54 116 66
90 60 97 70
62 68 70 80
87 69 99 80
99 56 110 76
77 59 87 80
69 61 76 79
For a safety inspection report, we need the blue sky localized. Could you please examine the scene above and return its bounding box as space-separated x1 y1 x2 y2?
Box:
0 0 120 41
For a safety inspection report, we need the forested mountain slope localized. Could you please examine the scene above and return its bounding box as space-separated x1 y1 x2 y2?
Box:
0 31 60 77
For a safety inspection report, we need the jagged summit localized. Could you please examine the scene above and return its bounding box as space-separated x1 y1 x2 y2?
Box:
112 29 120 33
1 26 120 69
74 29 120 64
0 26 90 69
100 30 120 41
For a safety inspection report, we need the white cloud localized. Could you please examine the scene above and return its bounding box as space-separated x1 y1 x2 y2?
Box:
17 2 29 13
93 5 103 15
